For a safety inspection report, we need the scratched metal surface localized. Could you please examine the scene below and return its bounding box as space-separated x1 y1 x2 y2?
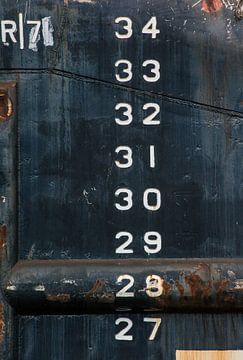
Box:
0 0 242 359
17 313 243 360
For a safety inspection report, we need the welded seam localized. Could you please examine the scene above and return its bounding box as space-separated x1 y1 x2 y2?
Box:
0 67 243 118
49 3 69 67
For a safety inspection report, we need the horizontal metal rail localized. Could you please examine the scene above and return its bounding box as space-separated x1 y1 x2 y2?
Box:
3 259 243 314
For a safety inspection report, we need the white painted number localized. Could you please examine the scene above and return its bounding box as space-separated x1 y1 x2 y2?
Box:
143 103 160 125
142 17 160 39
146 275 163 297
143 318 162 340
116 275 134 297
115 232 133 254
115 17 133 39
115 60 160 83
27 20 41 43
115 146 133 168
142 60 160 82
144 232 162 254
115 188 133 211
115 60 132 82
27 20 41 51
115 232 162 255
115 103 133 125
115 189 161 211
143 189 161 211
115 103 161 126
115 17 160 39
115 318 133 341
116 275 163 298
115 317 162 341
149 145 155 168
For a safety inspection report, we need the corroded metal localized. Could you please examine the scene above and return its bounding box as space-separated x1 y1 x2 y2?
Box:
4 259 243 314
235 0 243 18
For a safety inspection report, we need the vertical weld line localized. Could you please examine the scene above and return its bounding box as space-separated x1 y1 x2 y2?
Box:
6 83 19 360
50 3 69 68
14 80 20 360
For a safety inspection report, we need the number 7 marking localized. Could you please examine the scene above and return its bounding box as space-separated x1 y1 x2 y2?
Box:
143 317 162 340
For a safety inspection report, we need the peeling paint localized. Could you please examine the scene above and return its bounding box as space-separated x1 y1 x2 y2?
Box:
6 285 17 291
234 279 243 289
83 190 92 205
42 17 54 47
68 0 96 3
62 279 77 285
0 196 6 203
34 285 45 292
222 0 235 10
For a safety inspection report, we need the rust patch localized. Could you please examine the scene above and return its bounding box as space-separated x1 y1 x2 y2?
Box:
185 273 204 297
175 280 185 297
0 92 13 121
0 225 6 249
100 292 115 303
201 282 212 299
214 279 229 295
46 294 71 303
0 304 5 344
85 279 105 299
202 0 223 12
163 280 172 296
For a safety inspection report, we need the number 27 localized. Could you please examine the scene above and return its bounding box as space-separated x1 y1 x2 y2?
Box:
115 317 162 341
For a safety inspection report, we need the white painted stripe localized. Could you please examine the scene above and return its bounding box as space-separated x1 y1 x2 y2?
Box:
19 13 24 50
149 145 155 168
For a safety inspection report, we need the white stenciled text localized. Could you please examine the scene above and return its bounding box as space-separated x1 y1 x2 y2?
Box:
1 13 54 51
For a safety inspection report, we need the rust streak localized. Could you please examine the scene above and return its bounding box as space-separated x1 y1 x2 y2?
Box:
201 282 212 299
85 279 105 299
163 281 172 296
46 294 71 303
185 273 203 297
0 304 5 344
214 279 229 295
0 225 7 250
175 280 185 297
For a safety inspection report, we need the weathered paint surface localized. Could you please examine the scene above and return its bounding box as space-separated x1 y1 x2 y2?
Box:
0 0 242 359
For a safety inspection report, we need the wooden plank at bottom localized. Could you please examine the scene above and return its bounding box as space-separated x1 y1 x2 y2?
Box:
176 351 243 360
